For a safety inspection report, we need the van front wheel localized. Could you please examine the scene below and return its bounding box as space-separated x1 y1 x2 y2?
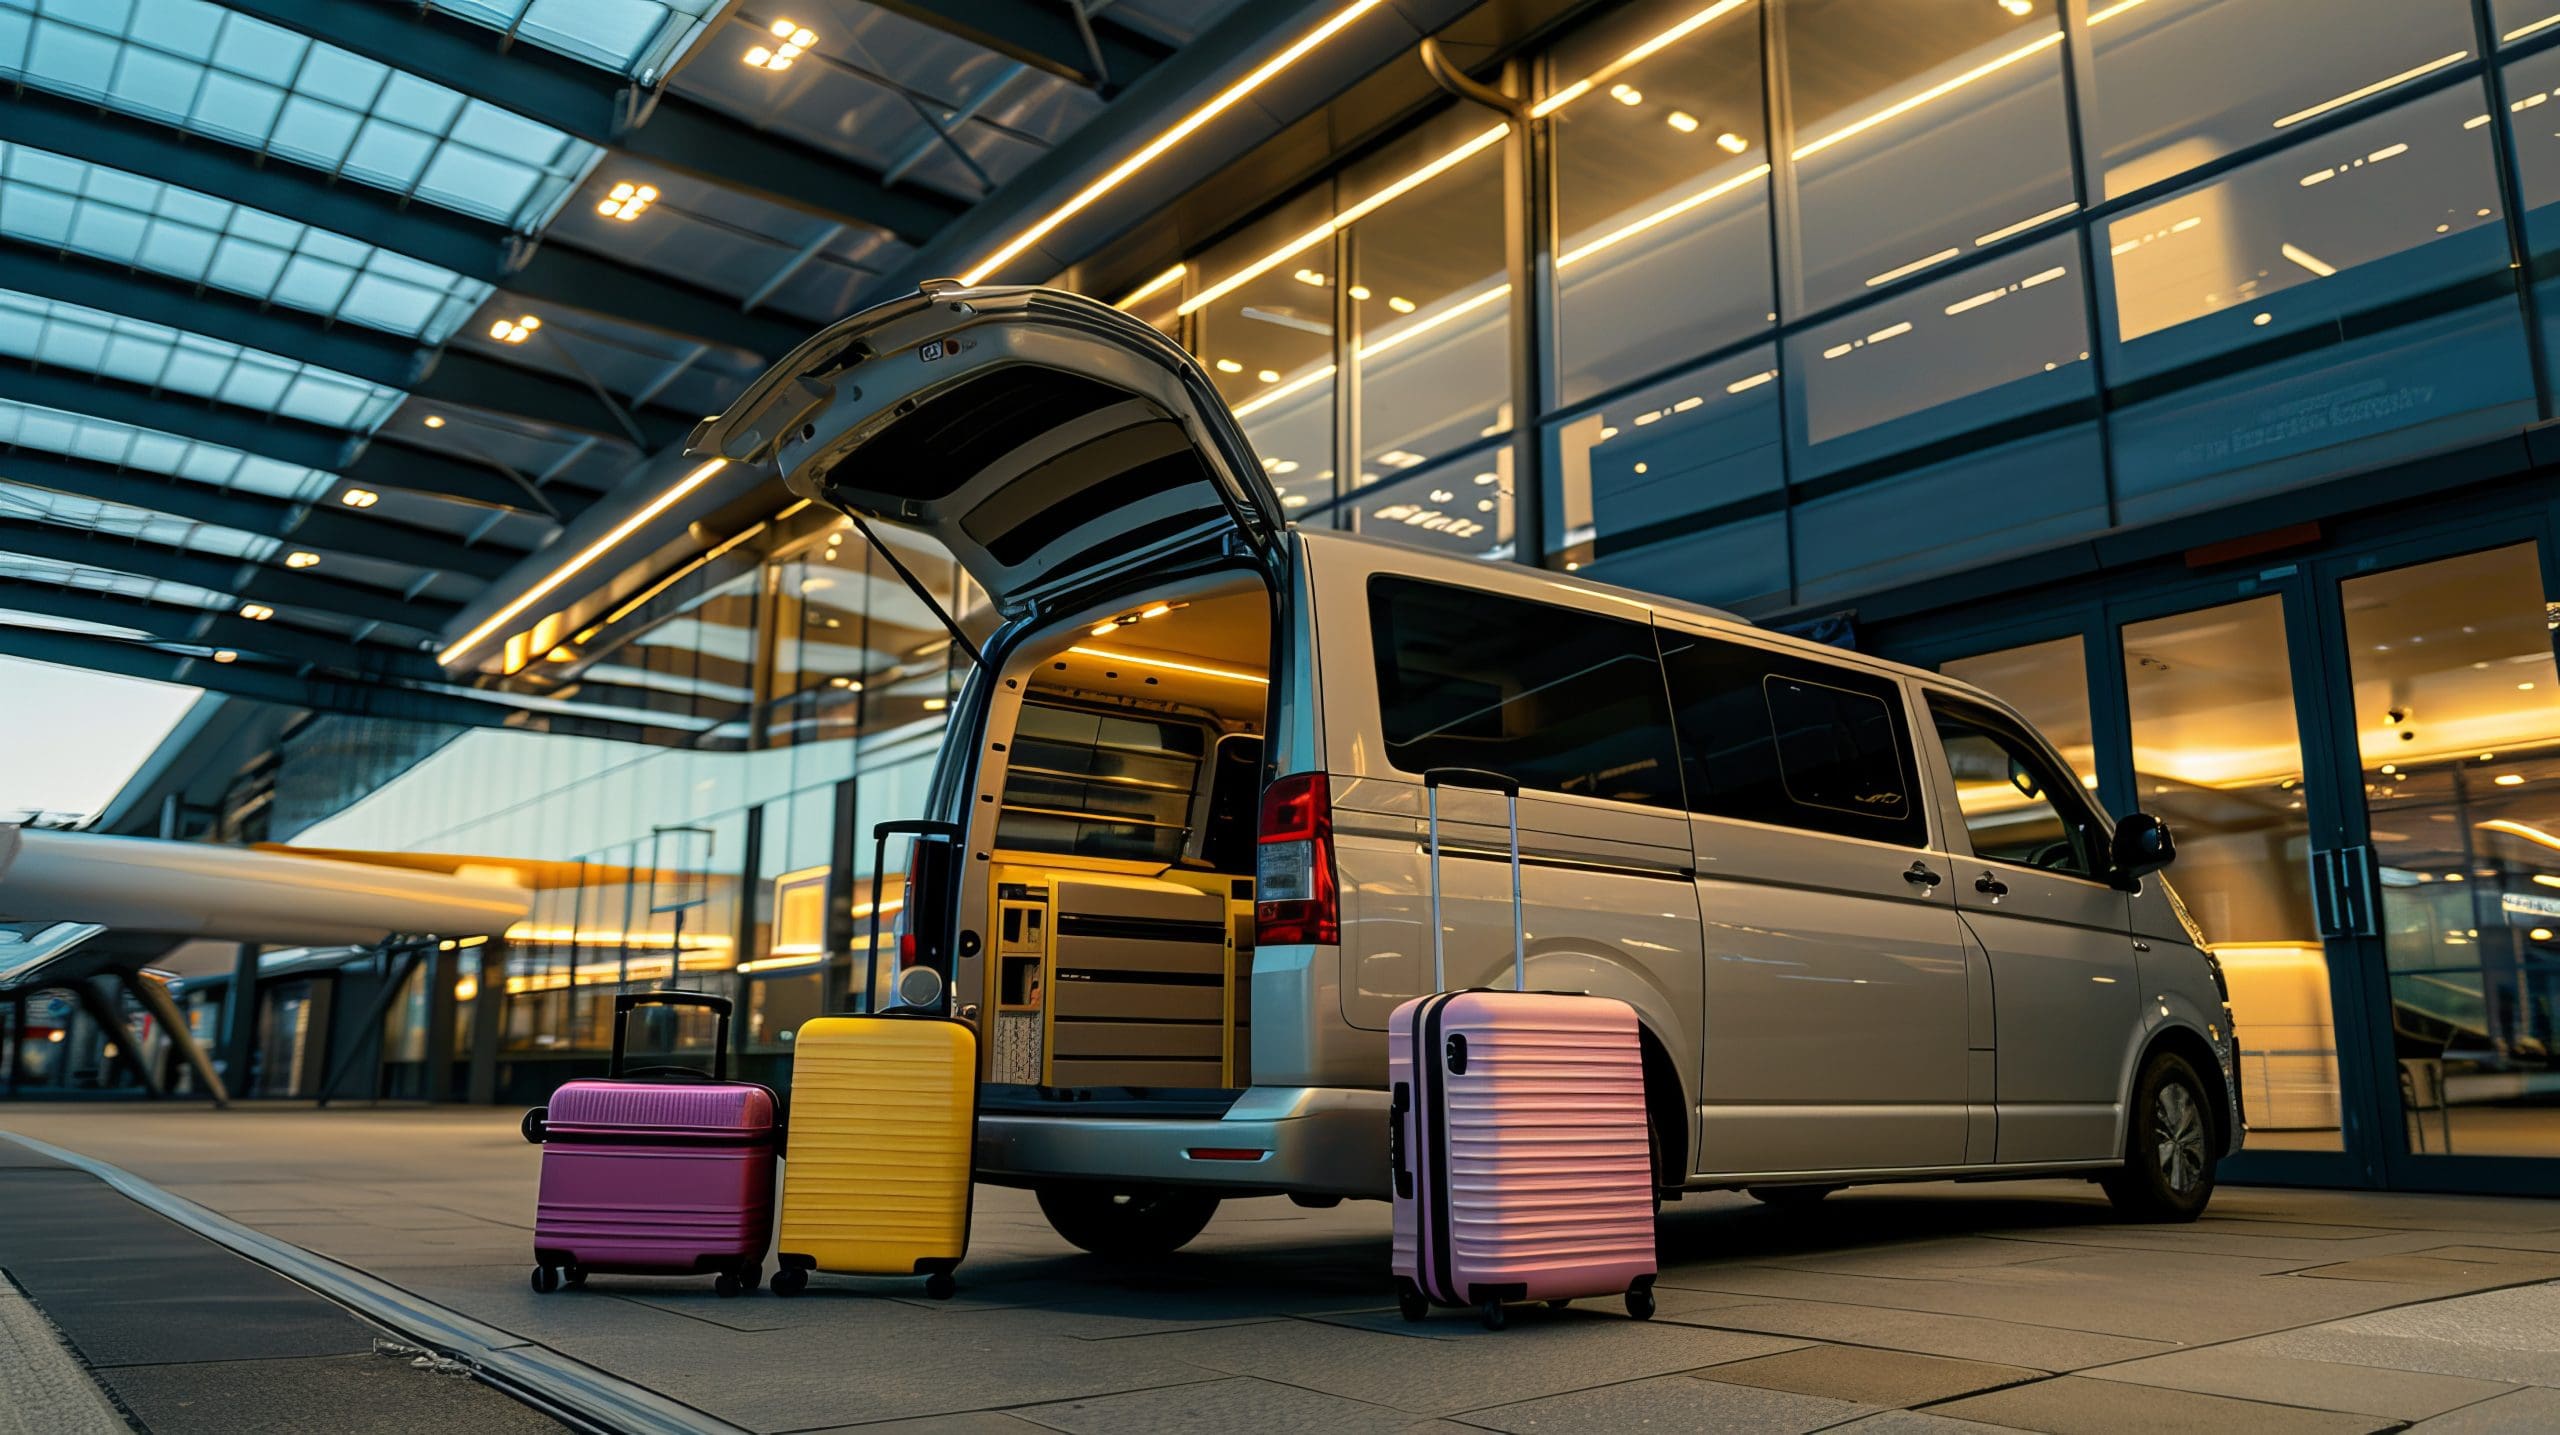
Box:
1036 1184 1220 1258
2102 1050 2218 1223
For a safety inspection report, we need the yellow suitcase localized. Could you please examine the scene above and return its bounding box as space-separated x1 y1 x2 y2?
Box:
770 1011 977 1298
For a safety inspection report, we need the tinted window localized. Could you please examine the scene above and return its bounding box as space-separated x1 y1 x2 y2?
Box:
1929 696 2104 877
1661 631 1926 845
1369 577 1681 808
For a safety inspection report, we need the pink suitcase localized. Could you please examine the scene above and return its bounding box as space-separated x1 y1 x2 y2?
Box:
1390 768 1657 1329
522 991 777 1297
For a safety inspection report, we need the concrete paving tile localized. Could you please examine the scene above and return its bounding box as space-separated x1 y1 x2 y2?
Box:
2402 1387 2560 1432
1692 1344 2042 1406
96 1353 566 1435
1656 1298 2171 1371
1117 1313 1808 1415
2243 1282 2560 1388
1452 1372 1875 1433
2078 1346 2518 1420
1928 1375 2395 1434
1824 1413 2039 1435
2289 1249 2560 1287
788 1414 1051 1434
1012 1375 1425 1435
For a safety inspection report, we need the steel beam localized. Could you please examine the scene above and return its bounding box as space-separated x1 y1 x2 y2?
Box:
124 970 229 1107
865 0 1170 90
0 516 458 632
0 578 440 678
413 349 691 451
0 448 519 581
0 623 515 726
0 90 809 360
74 977 163 1098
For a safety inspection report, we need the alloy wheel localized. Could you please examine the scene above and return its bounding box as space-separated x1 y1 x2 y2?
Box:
2153 1082 2207 1194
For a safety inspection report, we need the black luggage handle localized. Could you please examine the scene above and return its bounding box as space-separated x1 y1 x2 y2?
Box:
868 819 962 1012
1422 767 1526 993
610 990 731 1082
1389 1081 1413 1199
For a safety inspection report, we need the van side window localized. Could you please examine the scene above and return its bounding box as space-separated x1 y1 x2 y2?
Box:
1368 576 1681 808
1927 696 2105 878
1660 631 1926 845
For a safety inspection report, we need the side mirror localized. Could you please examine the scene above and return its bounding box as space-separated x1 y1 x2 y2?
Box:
2112 812 2176 883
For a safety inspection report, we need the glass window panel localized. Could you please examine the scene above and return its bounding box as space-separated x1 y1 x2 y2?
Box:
2338 543 2560 1161
1344 444 1513 562
1547 0 1772 407
2122 596 2342 1150
1778 0 2076 315
1191 192 1336 519
1929 697 2104 877
1347 113 1512 478
434 0 720 78
2081 0 2478 201
2506 47 2560 384
1940 635 2098 788
1547 346 1782 570
1791 233 2093 466
1660 629 1928 846
0 291 403 431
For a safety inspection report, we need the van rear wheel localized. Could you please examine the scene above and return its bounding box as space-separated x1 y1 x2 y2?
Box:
2102 1050 2218 1223
1036 1184 1220 1258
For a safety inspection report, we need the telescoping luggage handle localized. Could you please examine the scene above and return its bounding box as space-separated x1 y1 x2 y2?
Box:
1424 767 1525 994
869 819 962 1011
609 990 731 1082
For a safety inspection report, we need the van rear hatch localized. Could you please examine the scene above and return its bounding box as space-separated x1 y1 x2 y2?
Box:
688 285 1286 618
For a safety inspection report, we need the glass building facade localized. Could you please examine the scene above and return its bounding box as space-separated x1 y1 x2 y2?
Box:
233 0 2560 1191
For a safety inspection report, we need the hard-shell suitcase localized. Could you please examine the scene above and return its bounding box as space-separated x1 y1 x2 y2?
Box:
522 991 777 1297
771 822 978 1299
1390 768 1658 1329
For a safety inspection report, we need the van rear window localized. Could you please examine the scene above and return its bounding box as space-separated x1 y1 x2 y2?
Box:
1368 576 1681 809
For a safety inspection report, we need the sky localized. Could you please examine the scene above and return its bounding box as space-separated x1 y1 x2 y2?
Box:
0 656 201 825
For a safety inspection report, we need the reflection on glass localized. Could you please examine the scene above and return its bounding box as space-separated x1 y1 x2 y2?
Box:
2498 0 2560 44
1348 111 1511 479
2123 596 2342 1149
2081 0 2477 201
1547 346 1781 569
766 523 974 750
2341 544 2560 1160
1348 446 1512 560
1778 0 2075 314
1941 635 2097 789
2106 82 2505 351
1114 262 1186 340
1190 193 1336 519
1546 0 1770 405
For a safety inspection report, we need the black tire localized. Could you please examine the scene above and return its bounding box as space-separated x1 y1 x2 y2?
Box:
2102 1049 2219 1223
1546 1298 1572 1311
714 1271 742 1298
1397 1289 1429 1323
1479 1299 1506 1331
924 1272 957 1300
769 1266 808 1298
563 1265 587 1289
519 1108 547 1145
1747 1184 1840 1208
737 1263 762 1293
529 1265 559 1294
1035 1185 1220 1259
1626 1285 1656 1321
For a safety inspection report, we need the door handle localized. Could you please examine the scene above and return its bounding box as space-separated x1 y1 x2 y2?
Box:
1904 861 1942 889
1975 872 2009 899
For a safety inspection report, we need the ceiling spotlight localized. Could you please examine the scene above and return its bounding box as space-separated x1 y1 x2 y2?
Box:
922 697 948 712
2000 0 2034 14
1609 83 1643 106
1666 110 1699 133
422 414 446 428
284 550 320 569
1387 295 1416 314
746 18 814 69
597 181 659 221
489 314 540 344
1716 131 1748 154
239 603 274 621
212 649 237 664
1348 284 1372 300
1215 358 1242 373
1257 368 1280 383
339 488 379 508
1292 268 1329 287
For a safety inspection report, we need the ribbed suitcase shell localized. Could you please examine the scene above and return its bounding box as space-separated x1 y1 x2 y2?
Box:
534 1078 777 1276
777 1014 976 1279
1391 989 1656 1310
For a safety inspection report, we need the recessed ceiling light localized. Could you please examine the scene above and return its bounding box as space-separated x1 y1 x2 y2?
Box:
1215 358 1243 373
746 18 814 69
1666 110 1699 133
1348 284 1372 300
339 488 379 508
240 603 275 621
2497 773 2526 786
1716 131 1748 154
1609 83 1643 106
1387 296 1416 313
284 551 320 569
923 697 948 711
1257 368 1280 383
490 315 540 344
212 649 237 663
597 181 659 221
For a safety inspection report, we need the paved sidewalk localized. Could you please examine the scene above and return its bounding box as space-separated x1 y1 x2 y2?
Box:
3 1104 2556 1433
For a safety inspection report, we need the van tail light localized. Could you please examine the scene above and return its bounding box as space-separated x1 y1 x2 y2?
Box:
894 877 919 967
1255 772 1338 946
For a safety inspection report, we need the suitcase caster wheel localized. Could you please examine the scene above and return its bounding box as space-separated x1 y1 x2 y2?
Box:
770 1267 808 1298
1547 1299 1571 1311
714 1271 743 1298
563 1266 587 1289
924 1273 957 1301
530 1265 560 1295
1625 1286 1656 1321
1397 1290 1429 1323
1478 1299 1506 1331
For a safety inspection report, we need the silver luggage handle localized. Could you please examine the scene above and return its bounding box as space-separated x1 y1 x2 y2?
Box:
1424 768 1525 994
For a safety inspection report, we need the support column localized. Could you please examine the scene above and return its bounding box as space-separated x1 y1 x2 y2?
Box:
219 943 260 1098
298 973 336 1102
3 997 18 1098
422 944 459 1103
124 973 229 1107
313 947 419 1108
75 978 162 1098
466 939 505 1105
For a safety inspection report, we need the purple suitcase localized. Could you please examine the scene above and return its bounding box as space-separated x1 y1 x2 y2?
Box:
523 991 776 1296
1389 769 1658 1329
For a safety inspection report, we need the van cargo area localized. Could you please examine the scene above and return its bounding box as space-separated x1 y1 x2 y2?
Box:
960 569 1274 1103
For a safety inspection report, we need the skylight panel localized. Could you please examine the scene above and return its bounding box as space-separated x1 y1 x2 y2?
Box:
0 290 405 432
0 480 282 562
0 399 336 503
429 0 721 80
0 550 230 609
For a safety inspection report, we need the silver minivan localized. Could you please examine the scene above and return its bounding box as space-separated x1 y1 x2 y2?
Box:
695 285 2244 1258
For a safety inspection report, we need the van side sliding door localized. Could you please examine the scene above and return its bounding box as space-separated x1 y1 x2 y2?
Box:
1656 622 1973 1177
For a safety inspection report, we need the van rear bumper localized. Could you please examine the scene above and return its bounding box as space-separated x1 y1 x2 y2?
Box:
974 1084 1389 1199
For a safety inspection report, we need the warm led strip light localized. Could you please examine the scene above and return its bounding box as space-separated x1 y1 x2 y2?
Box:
964 0 1395 284
437 457 728 666
1067 645 1269 684
1116 263 1187 309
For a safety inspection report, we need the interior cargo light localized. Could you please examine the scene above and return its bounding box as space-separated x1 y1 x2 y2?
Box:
963 0 1394 283
1068 646 1267 685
